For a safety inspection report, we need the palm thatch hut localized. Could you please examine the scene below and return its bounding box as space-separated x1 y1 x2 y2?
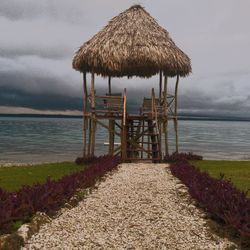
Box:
72 4 191 162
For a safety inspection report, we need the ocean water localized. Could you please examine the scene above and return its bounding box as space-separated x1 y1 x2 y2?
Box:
0 117 250 163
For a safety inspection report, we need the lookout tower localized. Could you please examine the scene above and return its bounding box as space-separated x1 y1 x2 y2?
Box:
72 5 191 162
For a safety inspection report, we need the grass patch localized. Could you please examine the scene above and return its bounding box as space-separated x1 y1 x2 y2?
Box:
190 160 250 196
0 162 84 192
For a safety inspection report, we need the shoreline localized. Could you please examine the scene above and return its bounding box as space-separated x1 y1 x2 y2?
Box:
1 158 250 168
0 161 72 168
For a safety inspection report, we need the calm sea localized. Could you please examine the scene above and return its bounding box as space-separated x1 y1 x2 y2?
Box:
0 117 250 163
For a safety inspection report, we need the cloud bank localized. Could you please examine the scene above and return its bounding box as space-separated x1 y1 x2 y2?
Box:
0 0 250 117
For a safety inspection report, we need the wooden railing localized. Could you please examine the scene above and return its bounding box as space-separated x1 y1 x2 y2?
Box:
88 93 124 116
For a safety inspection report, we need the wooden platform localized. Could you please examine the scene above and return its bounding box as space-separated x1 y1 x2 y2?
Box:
81 74 180 163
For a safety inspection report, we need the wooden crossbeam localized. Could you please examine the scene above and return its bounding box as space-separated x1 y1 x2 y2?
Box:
128 139 153 156
114 145 121 154
94 119 121 137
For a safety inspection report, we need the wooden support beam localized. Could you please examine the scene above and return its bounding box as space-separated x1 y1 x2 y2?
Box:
128 138 153 156
108 76 113 155
95 109 123 113
157 83 162 159
163 74 168 116
147 127 150 159
95 95 122 99
114 150 121 157
174 75 180 153
130 127 150 142
163 74 169 156
95 119 120 137
108 121 112 154
141 119 144 159
91 71 95 111
82 72 87 157
91 120 96 156
88 118 92 156
159 70 162 101
83 117 88 157
174 75 179 116
121 88 127 161
83 72 88 113
163 120 168 156
90 71 96 156
108 76 111 94
109 120 115 155
114 121 122 130
158 120 162 160
113 145 121 154
174 118 179 153
121 126 127 161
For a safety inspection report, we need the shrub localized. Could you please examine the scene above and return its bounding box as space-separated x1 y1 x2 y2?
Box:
170 161 250 238
0 155 121 234
164 152 203 163
75 155 98 165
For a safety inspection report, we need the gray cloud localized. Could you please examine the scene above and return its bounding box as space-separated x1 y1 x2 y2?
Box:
179 90 250 113
0 0 250 117
0 48 70 60
0 86 82 110
0 0 87 23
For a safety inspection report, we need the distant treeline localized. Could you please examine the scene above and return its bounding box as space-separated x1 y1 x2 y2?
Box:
0 113 250 122
0 114 82 119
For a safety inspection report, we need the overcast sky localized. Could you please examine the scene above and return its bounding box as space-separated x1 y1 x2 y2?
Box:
0 0 250 117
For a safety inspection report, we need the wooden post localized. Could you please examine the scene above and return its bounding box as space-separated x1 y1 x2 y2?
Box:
147 131 150 159
163 74 169 156
111 120 115 154
159 70 162 101
141 119 146 159
108 76 114 154
158 71 163 158
82 72 88 157
108 76 111 94
91 71 95 111
174 75 180 153
151 88 154 118
90 71 96 156
91 119 97 156
88 118 92 156
109 119 115 155
158 120 162 160
174 118 179 153
83 72 88 112
174 75 179 117
121 88 127 161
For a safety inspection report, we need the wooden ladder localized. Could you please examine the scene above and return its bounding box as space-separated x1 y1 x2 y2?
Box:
125 116 161 162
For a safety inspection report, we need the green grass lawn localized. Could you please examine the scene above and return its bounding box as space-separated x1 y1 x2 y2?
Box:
190 160 250 196
0 162 84 192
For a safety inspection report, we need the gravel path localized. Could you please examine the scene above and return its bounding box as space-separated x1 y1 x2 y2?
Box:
22 163 234 249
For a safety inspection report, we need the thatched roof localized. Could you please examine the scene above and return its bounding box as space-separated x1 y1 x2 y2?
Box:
72 5 191 78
